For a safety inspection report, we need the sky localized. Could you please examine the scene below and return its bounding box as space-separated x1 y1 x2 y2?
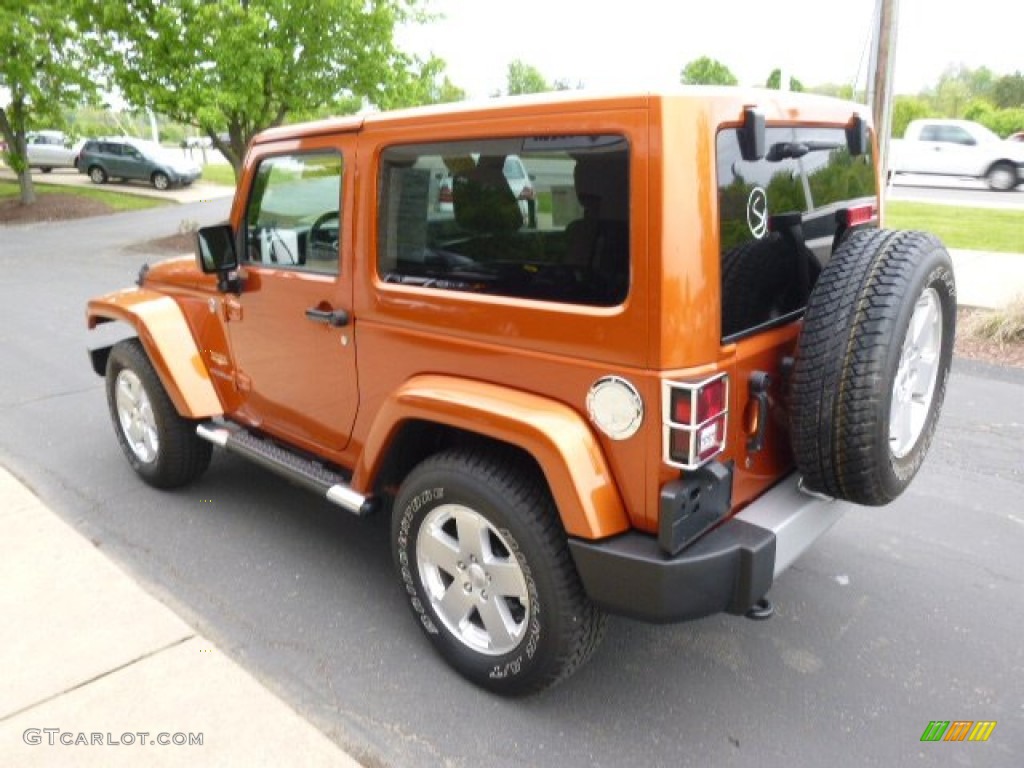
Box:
398 0 1024 98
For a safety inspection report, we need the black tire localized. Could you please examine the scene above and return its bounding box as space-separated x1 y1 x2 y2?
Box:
392 449 606 695
721 235 818 337
88 165 107 184
152 171 170 191
985 161 1018 192
790 229 955 505
40 167 53 174
105 339 212 489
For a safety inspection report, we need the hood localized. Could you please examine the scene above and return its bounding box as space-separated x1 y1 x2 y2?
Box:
142 254 214 291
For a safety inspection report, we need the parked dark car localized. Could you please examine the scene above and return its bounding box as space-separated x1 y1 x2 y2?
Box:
77 137 201 190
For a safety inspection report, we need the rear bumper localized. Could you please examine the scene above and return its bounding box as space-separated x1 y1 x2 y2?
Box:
568 473 846 623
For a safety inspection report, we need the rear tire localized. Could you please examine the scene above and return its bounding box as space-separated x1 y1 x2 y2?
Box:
88 165 107 184
986 161 1018 192
392 448 605 695
790 229 955 505
105 339 212 488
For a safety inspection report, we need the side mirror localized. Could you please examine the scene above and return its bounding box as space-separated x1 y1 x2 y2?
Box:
846 114 870 157
196 224 238 274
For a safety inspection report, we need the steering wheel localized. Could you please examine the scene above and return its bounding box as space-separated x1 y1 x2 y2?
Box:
310 210 340 246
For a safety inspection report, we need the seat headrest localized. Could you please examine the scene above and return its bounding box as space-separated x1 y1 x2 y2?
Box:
453 155 523 232
574 152 629 222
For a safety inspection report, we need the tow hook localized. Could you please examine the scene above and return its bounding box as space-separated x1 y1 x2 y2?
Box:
745 597 774 620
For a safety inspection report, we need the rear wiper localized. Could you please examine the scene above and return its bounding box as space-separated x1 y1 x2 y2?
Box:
766 140 843 161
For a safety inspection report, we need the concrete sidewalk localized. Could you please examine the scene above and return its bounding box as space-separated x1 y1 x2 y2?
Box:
949 249 1024 310
0 467 361 767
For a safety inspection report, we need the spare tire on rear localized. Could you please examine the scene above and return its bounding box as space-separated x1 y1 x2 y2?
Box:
790 229 955 505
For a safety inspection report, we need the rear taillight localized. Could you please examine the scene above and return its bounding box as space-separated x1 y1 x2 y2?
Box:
840 203 876 227
439 184 453 204
518 185 535 201
663 374 729 469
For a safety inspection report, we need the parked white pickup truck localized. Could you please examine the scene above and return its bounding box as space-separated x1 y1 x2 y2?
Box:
890 119 1024 191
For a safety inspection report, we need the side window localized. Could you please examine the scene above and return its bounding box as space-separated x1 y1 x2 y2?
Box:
244 151 342 274
919 125 940 142
378 135 629 307
944 126 975 146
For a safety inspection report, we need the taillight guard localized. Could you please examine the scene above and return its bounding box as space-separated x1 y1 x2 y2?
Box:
662 373 730 470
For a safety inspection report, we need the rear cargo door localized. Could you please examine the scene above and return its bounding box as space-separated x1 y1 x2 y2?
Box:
715 125 878 506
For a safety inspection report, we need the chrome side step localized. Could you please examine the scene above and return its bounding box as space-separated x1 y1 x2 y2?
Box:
196 423 374 516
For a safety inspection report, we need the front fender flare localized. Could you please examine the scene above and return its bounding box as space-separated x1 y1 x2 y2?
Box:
354 375 630 540
87 289 222 419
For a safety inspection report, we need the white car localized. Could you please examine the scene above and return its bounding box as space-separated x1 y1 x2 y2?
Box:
26 131 85 173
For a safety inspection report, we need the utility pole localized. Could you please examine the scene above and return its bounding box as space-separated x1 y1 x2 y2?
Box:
867 0 899 180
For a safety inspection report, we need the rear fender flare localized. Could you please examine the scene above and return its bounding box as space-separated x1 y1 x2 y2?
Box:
354 375 630 540
86 289 222 419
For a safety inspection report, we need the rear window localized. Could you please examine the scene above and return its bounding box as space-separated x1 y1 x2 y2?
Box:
378 135 630 307
717 126 876 340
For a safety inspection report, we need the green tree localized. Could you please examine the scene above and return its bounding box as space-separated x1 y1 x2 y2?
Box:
84 0 430 180
680 56 737 86
765 69 804 92
968 106 1024 138
808 82 856 100
929 66 972 117
891 95 934 138
0 0 98 205
993 72 1024 109
374 55 466 112
506 59 550 95
967 66 997 103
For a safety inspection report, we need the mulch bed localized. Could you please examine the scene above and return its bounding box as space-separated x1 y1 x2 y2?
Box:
956 308 1024 369
126 231 195 255
0 192 114 224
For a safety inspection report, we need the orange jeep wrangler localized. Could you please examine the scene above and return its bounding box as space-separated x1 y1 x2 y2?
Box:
86 90 955 695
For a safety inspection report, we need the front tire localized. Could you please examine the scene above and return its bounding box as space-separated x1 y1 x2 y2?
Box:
392 449 606 695
105 339 212 488
152 172 170 190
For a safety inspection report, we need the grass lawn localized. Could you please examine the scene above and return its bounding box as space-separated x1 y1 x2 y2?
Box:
199 164 238 187
0 180 166 211
886 201 1024 254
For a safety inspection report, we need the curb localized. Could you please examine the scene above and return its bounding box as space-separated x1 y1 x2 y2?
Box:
0 465 362 768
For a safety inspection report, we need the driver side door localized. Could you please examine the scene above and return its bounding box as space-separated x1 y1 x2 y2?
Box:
225 141 358 452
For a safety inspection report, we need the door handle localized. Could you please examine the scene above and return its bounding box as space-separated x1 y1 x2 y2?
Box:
747 371 772 453
305 307 349 327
